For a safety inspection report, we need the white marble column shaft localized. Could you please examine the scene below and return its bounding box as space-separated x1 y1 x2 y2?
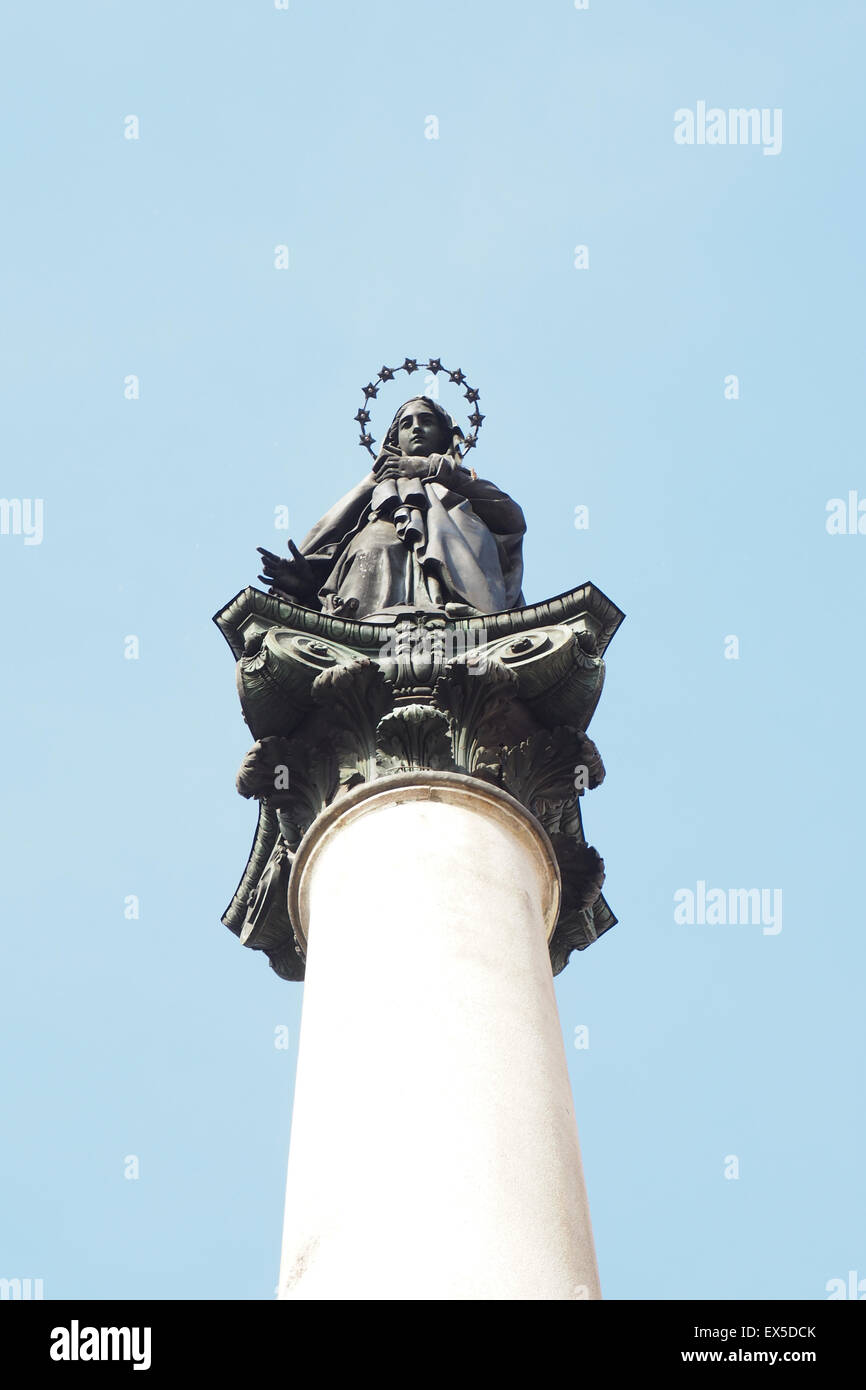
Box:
277 772 600 1301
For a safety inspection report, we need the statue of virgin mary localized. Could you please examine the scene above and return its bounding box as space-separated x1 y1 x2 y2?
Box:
257 395 525 619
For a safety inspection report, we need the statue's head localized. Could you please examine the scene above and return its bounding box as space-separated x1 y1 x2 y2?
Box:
384 396 463 458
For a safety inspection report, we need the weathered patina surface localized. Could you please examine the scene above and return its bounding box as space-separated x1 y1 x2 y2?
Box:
256 395 524 619
216 376 623 980
214 584 623 980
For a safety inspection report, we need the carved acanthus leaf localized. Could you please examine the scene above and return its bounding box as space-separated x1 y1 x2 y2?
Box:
550 835 606 916
267 738 339 847
533 798 566 837
571 729 605 790
239 838 296 955
547 835 607 976
557 793 586 841
235 732 339 840
549 910 595 977
375 705 453 776
433 659 520 771
492 726 587 813
235 735 298 801
311 658 395 780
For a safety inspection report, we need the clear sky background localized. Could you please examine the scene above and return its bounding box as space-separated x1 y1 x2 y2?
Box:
1 0 864 1301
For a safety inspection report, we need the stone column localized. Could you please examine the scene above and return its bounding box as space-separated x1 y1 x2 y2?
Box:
277 772 601 1302
215 589 623 1300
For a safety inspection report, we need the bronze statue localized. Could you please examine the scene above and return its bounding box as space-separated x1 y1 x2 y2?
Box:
257 394 525 620
215 359 624 981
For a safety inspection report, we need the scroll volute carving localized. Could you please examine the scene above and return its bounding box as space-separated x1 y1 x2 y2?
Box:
224 606 618 981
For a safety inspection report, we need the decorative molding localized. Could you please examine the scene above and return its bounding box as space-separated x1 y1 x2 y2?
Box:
376 705 453 776
214 581 625 664
433 659 521 773
217 588 622 979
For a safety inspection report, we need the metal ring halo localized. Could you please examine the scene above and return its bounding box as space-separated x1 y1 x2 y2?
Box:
354 358 484 461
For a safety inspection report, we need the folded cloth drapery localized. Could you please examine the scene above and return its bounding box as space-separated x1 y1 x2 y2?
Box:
295 458 526 619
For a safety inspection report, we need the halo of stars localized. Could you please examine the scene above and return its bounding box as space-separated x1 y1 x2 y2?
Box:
354 358 485 460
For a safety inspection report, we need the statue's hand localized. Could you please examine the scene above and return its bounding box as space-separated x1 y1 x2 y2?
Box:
397 455 435 480
374 453 444 482
372 462 400 482
257 540 316 598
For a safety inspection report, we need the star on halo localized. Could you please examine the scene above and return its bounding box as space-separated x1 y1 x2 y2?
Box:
354 358 484 458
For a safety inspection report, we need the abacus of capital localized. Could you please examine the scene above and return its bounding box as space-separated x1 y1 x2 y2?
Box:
214 369 623 1300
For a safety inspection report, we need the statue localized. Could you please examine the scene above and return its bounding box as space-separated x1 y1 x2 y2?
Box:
215 358 624 982
257 393 526 620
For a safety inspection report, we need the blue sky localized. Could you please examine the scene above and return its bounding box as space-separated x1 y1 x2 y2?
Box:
1 0 863 1300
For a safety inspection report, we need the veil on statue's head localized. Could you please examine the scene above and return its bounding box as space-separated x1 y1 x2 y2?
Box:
375 396 466 469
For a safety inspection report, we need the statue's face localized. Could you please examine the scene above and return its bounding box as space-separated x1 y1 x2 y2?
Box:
397 400 448 456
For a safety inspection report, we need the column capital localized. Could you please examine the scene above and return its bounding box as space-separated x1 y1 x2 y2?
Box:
214 586 623 981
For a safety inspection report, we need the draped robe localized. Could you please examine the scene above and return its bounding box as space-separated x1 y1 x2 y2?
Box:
296 454 526 618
